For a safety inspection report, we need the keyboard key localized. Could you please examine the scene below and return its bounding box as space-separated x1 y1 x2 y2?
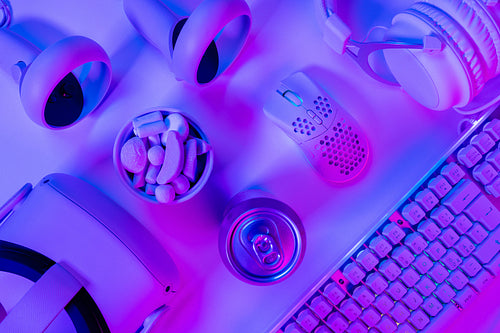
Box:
399 267 420 287
352 285 375 308
461 256 481 277
441 249 463 270
473 162 498 185
360 306 381 327
430 206 454 228
470 269 494 292
376 315 397 333
343 263 366 285
484 119 500 141
441 162 466 185
415 189 438 211
434 283 456 303
404 233 427 254
412 254 433 274
457 145 482 168
401 289 423 310
366 272 388 294
392 246 415 268
472 226 500 264
323 282 346 305
370 236 392 258
471 132 495 154
402 202 425 225
415 276 436 296
442 179 481 215
467 223 488 244
379 259 401 281
340 298 362 321
347 320 367 333
408 309 429 330
310 295 333 319
386 281 406 300
453 285 476 309
357 249 379 271
417 220 441 241
326 312 349 333
464 194 500 231
428 175 452 198
486 147 500 168
454 236 475 257
421 296 443 317
485 176 500 197
284 322 304 333
373 294 394 313
313 326 330 333
426 241 446 261
485 252 500 276
438 228 460 248
382 224 406 245
297 308 320 332
396 322 416 333
451 214 472 234
447 270 469 290
428 262 449 283
389 302 410 323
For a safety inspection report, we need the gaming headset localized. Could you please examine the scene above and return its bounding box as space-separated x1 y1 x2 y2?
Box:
123 0 251 86
317 0 500 114
0 0 112 129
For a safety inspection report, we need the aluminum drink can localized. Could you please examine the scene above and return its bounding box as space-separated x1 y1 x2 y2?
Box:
218 190 305 284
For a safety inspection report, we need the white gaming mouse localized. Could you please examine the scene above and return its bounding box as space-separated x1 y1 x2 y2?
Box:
264 72 369 183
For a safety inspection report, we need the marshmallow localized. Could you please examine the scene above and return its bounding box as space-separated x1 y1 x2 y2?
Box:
148 145 165 166
157 131 184 185
183 139 198 182
132 167 147 188
187 138 212 155
135 120 168 138
145 183 159 196
148 134 161 146
155 184 176 204
120 137 147 173
132 111 163 130
161 113 189 144
145 164 161 184
171 174 191 195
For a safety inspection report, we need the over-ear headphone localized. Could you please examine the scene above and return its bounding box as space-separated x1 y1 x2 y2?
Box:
317 0 500 114
123 0 251 86
0 2 111 129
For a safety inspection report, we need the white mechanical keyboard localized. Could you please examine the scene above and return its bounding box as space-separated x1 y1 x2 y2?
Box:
272 108 500 333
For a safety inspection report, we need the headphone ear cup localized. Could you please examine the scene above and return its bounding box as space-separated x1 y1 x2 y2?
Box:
384 2 486 110
383 6 475 110
421 0 500 78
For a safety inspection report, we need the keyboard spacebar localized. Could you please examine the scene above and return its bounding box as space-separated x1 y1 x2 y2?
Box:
422 303 460 333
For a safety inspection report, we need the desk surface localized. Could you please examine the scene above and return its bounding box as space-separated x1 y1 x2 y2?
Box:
0 0 497 332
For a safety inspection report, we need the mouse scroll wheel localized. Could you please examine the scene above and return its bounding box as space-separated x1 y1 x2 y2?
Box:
282 90 303 107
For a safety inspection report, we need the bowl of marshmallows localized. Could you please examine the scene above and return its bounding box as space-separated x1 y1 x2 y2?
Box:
114 108 213 204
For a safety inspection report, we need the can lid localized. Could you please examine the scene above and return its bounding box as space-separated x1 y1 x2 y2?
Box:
221 193 304 284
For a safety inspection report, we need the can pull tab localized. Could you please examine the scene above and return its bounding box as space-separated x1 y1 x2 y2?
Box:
251 233 282 268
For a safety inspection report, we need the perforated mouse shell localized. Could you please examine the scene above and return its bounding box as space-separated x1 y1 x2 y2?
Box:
20 36 111 129
301 107 369 183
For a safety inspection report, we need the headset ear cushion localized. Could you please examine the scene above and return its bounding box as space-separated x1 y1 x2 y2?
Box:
383 6 477 110
421 0 500 78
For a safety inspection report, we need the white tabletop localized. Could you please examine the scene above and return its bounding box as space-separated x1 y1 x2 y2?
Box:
0 0 493 332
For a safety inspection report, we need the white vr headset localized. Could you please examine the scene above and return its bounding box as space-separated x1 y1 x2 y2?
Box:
0 0 111 130
123 0 251 86
0 174 179 332
317 0 500 114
